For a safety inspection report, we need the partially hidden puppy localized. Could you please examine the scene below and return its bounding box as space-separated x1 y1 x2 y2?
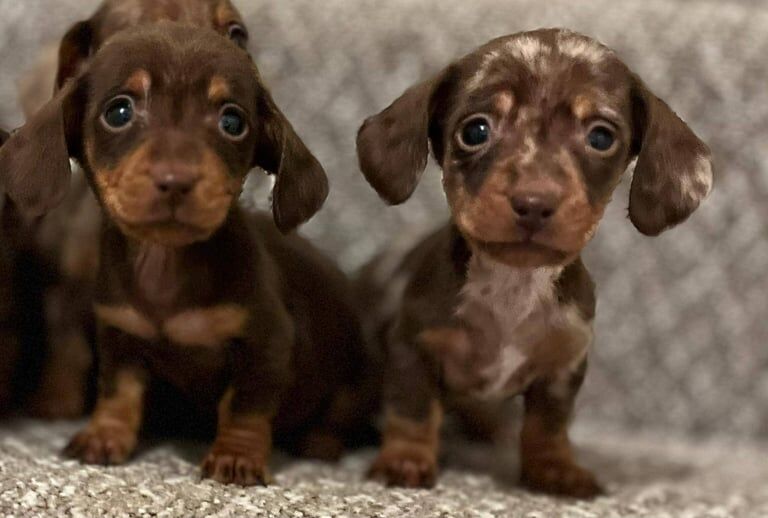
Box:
357 29 713 497
0 128 19 415
0 23 370 485
7 0 251 419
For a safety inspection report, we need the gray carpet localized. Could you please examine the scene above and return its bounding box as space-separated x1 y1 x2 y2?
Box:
1 420 767 517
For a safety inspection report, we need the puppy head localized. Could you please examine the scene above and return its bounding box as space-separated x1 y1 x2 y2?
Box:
57 0 248 90
0 23 327 241
358 29 713 267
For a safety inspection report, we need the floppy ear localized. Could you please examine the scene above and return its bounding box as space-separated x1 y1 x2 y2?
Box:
253 90 329 234
0 129 8 147
628 77 714 236
0 78 85 220
356 69 454 205
56 20 94 91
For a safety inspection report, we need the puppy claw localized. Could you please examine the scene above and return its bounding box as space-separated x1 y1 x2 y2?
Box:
201 451 272 487
521 460 603 499
63 426 136 466
368 450 437 488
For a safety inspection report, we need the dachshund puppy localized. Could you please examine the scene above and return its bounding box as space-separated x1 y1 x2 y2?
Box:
0 128 19 414
0 23 369 486
8 0 251 419
357 29 713 497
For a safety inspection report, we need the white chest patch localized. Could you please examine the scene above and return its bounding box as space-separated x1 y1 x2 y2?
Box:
454 254 592 399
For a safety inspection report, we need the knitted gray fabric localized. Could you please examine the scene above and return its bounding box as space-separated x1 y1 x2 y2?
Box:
0 0 766 515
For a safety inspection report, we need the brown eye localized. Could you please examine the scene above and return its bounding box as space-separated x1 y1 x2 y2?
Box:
457 115 493 152
227 22 248 48
586 123 618 153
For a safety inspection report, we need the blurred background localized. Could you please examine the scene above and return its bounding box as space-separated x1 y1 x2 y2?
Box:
0 0 766 439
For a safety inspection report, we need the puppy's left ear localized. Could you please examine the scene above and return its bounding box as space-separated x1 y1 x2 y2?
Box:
253 89 329 234
629 77 714 236
0 78 85 220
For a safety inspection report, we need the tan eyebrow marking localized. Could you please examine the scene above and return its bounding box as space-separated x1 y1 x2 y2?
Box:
216 2 240 28
572 95 595 120
495 91 515 116
123 69 151 97
208 76 231 103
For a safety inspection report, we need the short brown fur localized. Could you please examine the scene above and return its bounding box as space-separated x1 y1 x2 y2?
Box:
357 29 713 497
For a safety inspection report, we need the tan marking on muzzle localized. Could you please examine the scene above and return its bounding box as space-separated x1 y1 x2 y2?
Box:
90 141 155 228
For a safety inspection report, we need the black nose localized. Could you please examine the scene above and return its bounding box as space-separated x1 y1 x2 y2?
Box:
151 162 199 199
511 194 558 233
155 175 196 196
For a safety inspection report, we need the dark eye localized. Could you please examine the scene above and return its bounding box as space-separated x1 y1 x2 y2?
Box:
219 106 248 140
102 96 134 130
458 116 492 151
587 125 616 152
227 23 248 48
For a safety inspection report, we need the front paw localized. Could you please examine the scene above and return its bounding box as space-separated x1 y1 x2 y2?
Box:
368 445 438 488
521 459 603 499
201 447 272 486
64 425 137 465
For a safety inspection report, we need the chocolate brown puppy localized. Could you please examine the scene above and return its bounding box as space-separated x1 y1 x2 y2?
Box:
8 0 251 419
0 23 369 486
0 128 19 415
357 29 713 497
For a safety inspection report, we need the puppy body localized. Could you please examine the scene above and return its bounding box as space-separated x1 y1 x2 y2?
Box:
85 209 367 472
1 24 367 485
0 129 20 414
6 0 250 418
357 29 713 496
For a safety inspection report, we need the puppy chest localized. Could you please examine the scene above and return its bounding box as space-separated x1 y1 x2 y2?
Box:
94 304 249 348
453 257 592 399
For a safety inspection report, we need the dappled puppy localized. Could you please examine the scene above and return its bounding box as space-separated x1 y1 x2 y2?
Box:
0 23 370 486
10 0 252 420
357 29 713 497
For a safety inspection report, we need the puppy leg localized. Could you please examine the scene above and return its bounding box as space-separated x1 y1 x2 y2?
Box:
369 339 443 488
202 388 274 486
28 284 92 418
297 379 379 462
202 313 292 487
0 328 19 414
519 362 602 498
64 327 146 465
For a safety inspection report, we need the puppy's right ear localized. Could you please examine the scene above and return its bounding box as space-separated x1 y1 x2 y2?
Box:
357 68 453 205
56 20 94 91
0 78 85 220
